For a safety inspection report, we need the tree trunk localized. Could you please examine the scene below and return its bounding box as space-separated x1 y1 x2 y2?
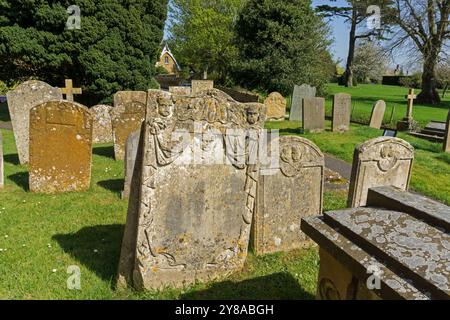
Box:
417 49 441 105
344 10 357 87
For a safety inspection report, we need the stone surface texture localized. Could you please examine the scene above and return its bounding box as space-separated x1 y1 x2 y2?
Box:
29 100 93 193
121 129 141 199
332 93 351 132
264 92 286 121
369 100 386 129
90 104 113 143
302 97 325 132
289 84 316 121
6 80 62 164
191 80 214 95
169 86 192 95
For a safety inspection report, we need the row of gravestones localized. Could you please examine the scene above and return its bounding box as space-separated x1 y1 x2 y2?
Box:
116 88 416 291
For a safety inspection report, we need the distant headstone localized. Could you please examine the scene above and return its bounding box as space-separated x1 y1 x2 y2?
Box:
289 84 316 121
117 89 266 290
29 100 93 193
253 136 324 255
191 80 214 95
347 137 414 208
0 131 3 189
90 105 113 144
302 97 325 133
169 86 191 95
444 111 450 153
112 91 147 160
6 80 62 164
121 129 140 199
264 92 286 121
369 100 386 129
332 93 351 132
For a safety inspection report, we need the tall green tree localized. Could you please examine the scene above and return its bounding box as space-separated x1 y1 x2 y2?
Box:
234 0 334 95
167 0 242 83
0 0 168 104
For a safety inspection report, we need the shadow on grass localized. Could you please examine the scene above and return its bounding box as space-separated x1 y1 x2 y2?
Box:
436 153 450 165
97 179 124 196
4 153 19 165
53 224 124 285
8 171 29 191
278 128 303 135
181 272 314 300
93 145 115 159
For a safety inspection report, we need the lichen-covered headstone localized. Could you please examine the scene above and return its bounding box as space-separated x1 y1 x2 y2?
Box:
332 93 351 132
191 80 214 95
347 137 414 207
302 97 325 133
253 136 324 255
289 84 316 121
112 92 147 160
90 105 113 143
369 100 386 129
264 92 286 121
29 101 93 193
117 89 266 290
0 131 3 189
6 80 62 164
121 129 140 199
444 111 450 153
169 86 191 95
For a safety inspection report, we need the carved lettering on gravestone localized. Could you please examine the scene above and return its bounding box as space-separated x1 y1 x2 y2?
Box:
444 111 450 153
302 97 325 133
117 89 267 290
191 80 214 95
169 86 191 95
90 105 113 144
253 136 324 255
332 93 351 132
112 92 147 160
369 100 386 129
29 101 93 193
264 92 286 121
0 131 3 189
289 84 316 122
121 129 141 199
347 137 414 208
6 80 62 164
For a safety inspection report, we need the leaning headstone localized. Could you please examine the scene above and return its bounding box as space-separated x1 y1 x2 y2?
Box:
191 80 214 95
264 92 286 121
0 131 3 189
121 129 140 199
302 97 325 133
117 89 267 290
444 111 450 153
29 101 93 193
332 93 351 132
90 105 113 143
112 91 147 160
253 136 324 255
169 86 191 95
6 80 62 164
347 137 414 208
289 84 316 121
369 100 386 129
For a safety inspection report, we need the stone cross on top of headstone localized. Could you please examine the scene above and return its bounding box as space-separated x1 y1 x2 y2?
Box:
405 88 416 120
61 79 82 101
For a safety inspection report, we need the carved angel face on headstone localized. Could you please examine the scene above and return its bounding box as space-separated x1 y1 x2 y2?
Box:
280 144 305 177
157 96 174 118
378 144 398 172
246 106 260 125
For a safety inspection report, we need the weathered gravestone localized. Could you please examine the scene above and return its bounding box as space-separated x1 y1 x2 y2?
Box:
29 101 93 193
0 131 3 189
347 137 414 208
121 129 141 199
90 105 113 143
252 136 324 255
6 80 62 164
191 80 214 95
332 93 351 132
301 186 450 300
444 111 450 153
169 86 191 95
302 97 325 133
112 91 147 160
264 92 286 121
289 84 316 121
369 100 386 129
117 89 267 290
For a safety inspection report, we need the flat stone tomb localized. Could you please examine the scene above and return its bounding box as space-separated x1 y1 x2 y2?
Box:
29 100 93 193
348 137 414 208
90 104 113 143
117 89 267 290
112 91 147 160
301 186 450 300
369 100 386 129
121 129 140 199
302 97 325 132
253 136 324 254
6 80 62 164
289 84 316 121
332 93 351 132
